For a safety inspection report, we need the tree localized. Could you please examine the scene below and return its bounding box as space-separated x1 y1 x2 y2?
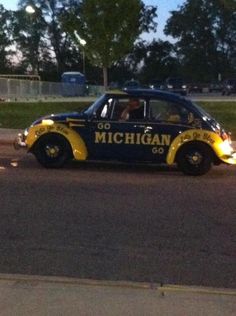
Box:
62 0 157 88
15 0 84 78
134 40 180 83
12 5 47 75
0 5 14 73
164 0 236 82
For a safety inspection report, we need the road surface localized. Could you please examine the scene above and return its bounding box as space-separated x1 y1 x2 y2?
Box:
0 144 236 288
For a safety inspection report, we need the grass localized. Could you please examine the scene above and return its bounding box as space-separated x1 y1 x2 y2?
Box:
0 101 89 129
0 100 235 138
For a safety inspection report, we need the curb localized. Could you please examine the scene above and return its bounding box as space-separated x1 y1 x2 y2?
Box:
0 273 235 296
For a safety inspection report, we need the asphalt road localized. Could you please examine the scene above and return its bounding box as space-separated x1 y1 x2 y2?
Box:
0 144 236 289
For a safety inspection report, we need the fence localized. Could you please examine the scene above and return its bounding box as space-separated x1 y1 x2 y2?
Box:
0 78 104 101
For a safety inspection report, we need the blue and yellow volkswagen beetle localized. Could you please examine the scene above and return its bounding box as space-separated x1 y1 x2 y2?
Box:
14 89 236 175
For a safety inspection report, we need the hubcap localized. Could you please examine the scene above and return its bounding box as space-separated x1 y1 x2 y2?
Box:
45 145 60 158
186 151 203 165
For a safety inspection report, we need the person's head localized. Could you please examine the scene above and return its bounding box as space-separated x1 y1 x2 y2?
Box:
128 98 140 110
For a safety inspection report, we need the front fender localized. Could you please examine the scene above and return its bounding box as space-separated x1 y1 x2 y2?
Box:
26 121 88 160
166 129 235 165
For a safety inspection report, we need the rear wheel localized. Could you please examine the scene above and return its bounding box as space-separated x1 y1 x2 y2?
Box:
176 142 213 176
33 134 72 168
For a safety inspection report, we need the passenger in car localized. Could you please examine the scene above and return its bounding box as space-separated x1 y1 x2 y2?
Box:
120 98 144 121
166 104 181 123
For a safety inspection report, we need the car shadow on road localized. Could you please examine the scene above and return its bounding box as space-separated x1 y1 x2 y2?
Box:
0 150 234 178
66 159 181 175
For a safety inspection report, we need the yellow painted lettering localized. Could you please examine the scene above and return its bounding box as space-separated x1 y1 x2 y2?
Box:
151 134 161 145
141 134 152 145
113 132 123 144
95 131 106 143
161 134 171 146
107 132 113 144
125 133 135 144
136 133 141 145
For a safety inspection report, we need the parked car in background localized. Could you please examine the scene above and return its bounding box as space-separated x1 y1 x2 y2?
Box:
188 82 204 94
209 82 223 93
163 77 188 96
149 79 164 90
122 79 140 90
221 79 236 95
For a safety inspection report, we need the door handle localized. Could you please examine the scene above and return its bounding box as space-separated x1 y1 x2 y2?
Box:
144 126 153 133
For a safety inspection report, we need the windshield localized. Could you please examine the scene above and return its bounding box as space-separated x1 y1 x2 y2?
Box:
192 102 222 130
83 95 106 116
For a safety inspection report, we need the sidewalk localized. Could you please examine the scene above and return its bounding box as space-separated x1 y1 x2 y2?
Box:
0 273 235 316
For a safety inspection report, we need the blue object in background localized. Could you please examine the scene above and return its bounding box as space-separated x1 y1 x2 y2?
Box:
61 72 86 96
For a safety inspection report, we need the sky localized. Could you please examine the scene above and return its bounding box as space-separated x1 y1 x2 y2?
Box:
0 0 184 40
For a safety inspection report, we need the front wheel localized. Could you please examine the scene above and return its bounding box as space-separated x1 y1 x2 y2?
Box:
33 134 72 168
176 142 213 176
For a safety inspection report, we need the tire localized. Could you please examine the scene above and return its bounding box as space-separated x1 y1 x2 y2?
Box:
33 133 72 168
176 142 213 176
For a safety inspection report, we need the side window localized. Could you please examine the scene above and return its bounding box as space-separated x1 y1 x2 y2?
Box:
111 98 146 121
96 97 147 121
111 99 128 120
149 99 193 124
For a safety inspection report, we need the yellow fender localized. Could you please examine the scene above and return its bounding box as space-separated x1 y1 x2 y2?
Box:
166 129 234 165
26 121 88 160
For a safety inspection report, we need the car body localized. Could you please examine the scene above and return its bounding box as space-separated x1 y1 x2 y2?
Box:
221 79 236 95
163 77 188 96
14 89 236 175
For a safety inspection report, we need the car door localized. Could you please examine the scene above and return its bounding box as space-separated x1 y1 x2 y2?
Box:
141 98 194 163
86 96 150 161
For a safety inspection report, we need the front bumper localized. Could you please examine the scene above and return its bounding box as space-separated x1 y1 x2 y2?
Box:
14 133 27 150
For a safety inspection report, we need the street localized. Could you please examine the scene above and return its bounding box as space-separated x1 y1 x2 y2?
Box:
0 144 236 288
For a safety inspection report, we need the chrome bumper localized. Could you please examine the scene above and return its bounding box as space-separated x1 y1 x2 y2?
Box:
14 133 27 150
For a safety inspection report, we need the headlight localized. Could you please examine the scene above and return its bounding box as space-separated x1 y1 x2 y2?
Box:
219 140 234 155
23 128 29 137
42 119 54 125
167 85 173 89
182 85 187 89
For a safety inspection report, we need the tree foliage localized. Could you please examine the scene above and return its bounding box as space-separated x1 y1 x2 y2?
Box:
135 40 180 83
62 0 157 87
164 0 236 81
1 0 236 86
0 5 13 73
13 0 84 78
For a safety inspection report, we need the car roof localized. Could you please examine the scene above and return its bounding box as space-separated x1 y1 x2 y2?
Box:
106 88 188 103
